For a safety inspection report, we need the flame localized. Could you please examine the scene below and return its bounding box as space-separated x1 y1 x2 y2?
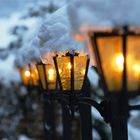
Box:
25 70 30 77
48 69 55 81
81 69 86 75
59 69 62 74
68 62 72 69
115 54 124 71
133 64 140 75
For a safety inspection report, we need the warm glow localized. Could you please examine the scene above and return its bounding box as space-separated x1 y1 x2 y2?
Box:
48 69 55 81
55 55 88 91
115 54 124 71
133 64 140 75
25 70 30 77
68 62 72 69
81 69 86 75
59 69 62 74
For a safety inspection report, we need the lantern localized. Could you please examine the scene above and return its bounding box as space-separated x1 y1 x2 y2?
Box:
37 63 57 91
19 67 32 86
91 28 140 95
53 52 89 94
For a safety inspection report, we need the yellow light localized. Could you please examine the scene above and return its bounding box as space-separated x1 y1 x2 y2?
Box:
68 62 72 69
81 69 86 75
48 69 55 81
59 69 62 74
115 54 124 71
48 69 55 75
133 64 140 75
25 70 30 77
133 64 140 72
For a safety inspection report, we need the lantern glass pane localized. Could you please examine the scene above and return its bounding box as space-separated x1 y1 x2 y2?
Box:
74 56 87 90
56 56 71 90
97 36 123 91
37 64 47 90
45 65 56 90
30 63 39 86
127 36 140 91
20 68 31 86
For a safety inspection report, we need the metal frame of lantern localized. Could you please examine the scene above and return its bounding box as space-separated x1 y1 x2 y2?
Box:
90 27 140 140
36 52 107 140
92 28 140 97
53 52 90 95
36 62 59 93
19 63 40 89
36 52 106 115
19 67 32 87
52 52 113 140
36 62 58 140
52 52 106 113
52 52 107 115
36 62 69 104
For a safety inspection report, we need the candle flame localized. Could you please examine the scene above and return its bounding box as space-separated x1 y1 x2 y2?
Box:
81 69 86 75
25 70 30 77
115 54 124 71
133 64 140 74
48 69 55 81
68 62 72 69
59 69 62 74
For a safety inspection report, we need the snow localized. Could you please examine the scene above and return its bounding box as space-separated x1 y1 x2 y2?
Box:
92 107 103 121
0 12 42 49
92 128 101 140
0 55 20 84
18 135 33 140
33 5 86 63
0 18 17 48
9 13 42 45
0 10 42 81
67 0 140 35
88 66 99 88
128 111 140 140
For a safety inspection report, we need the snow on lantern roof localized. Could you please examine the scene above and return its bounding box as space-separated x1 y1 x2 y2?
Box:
20 5 87 64
38 5 86 54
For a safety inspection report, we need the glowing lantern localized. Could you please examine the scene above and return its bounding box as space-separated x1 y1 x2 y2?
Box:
53 52 89 93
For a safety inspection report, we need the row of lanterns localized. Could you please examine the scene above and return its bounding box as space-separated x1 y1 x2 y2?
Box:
19 27 140 98
19 52 89 94
17 27 140 140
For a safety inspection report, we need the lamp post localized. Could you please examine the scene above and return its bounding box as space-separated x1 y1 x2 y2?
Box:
37 51 114 140
36 63 57 140
19 64 39 113
37 62 76 140
53 52 93 140
19 67 32 115
90 26 140 140
19 63 52 139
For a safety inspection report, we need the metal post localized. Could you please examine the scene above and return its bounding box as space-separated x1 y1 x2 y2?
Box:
110 93 128 140
61 103 72 140
79 80 92 140
43 95 56 140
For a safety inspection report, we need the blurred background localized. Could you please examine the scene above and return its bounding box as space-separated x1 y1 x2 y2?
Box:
0 0 140 140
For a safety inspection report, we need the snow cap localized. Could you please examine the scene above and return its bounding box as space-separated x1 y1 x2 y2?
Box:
36 5 86 63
